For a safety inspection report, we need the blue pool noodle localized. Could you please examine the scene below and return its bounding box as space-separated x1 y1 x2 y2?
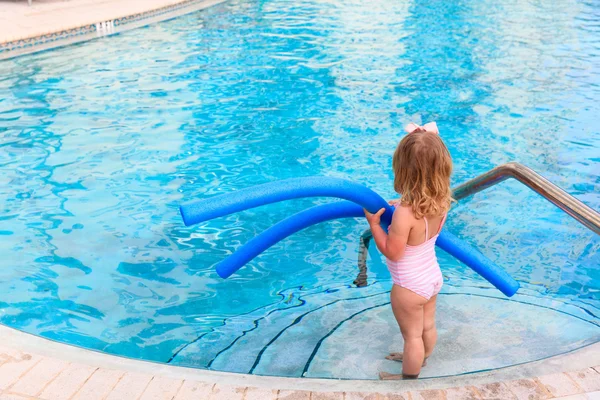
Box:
180 177 394 227
180 177 520 297
435 231 519 297
215 201 362 279
214 201 519 297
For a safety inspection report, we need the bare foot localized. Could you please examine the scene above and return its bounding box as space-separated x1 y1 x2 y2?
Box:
379 371 419 380
379 371 403 380
385 352 404 361
385 353 428 366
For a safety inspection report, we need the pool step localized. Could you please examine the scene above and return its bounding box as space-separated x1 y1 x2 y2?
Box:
169 282 390 371
170 286 600 379
212 291 389 376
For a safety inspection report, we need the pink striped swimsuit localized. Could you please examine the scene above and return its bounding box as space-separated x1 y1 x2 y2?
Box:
386 214 446 300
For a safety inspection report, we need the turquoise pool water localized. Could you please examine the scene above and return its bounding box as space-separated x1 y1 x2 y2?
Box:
0 0 599 379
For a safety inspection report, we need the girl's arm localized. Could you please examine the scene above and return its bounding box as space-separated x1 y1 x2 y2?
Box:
364 206 411 262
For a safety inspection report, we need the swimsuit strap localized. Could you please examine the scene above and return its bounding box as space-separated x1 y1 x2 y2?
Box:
437 213 447 235
423 216 429 244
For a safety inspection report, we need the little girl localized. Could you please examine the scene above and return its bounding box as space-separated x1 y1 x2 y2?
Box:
364 121 453 380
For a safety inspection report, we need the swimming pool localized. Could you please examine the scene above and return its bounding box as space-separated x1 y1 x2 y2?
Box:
0 0 599 379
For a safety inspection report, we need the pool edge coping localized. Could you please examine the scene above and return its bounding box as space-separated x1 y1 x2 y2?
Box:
2 323 600 394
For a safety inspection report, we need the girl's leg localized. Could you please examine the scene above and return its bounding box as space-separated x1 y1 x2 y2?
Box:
380 285 426 380
423 295 438 359
386 295 438 364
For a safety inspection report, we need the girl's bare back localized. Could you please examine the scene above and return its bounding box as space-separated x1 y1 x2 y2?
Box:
406 213 446 246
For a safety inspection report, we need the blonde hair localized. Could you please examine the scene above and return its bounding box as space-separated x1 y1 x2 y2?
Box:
392 130 453 219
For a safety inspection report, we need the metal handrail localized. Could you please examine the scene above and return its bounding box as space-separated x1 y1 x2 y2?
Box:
354 162 600 286
452 162 600 234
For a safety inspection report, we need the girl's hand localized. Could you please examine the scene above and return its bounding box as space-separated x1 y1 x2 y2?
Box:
364 208 386 226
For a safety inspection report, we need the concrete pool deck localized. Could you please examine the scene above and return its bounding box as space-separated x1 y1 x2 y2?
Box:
0 0 225 59
2 323 600 400
0 0 183 42
0 0 210 42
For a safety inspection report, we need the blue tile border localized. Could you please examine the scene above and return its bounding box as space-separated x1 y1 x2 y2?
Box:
0 0 221 59
0 24 96 54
